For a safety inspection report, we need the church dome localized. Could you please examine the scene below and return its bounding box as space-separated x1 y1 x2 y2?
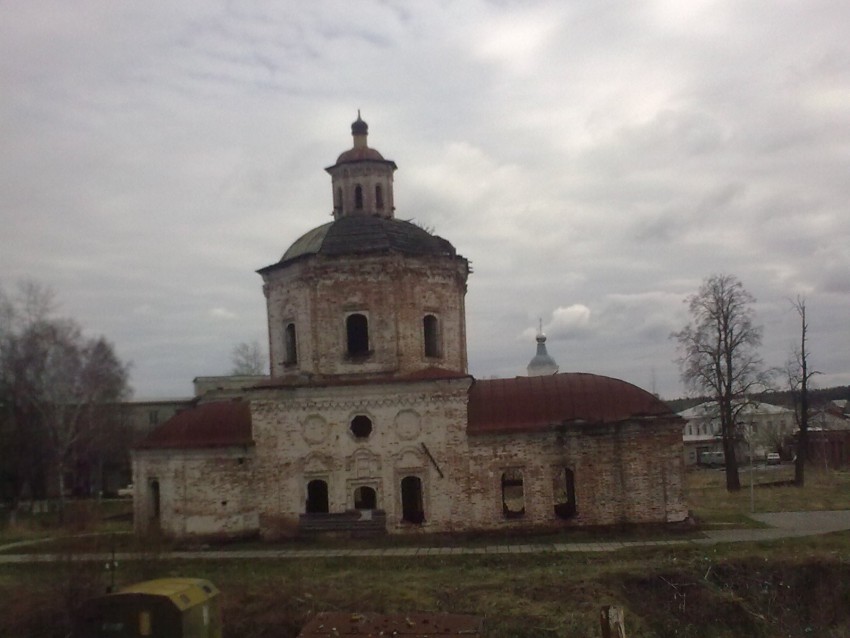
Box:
258 116 470 382
527 332 559 376
331 112 393 165
270 215 459 268
351 111 369 136
335 146 387 164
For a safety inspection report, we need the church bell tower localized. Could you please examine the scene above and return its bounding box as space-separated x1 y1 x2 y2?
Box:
325 111 397 220
259 114 469 382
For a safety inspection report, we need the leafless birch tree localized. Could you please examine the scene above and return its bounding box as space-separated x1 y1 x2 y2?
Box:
230 340 266 375
787 296 818 486
673 274 769 491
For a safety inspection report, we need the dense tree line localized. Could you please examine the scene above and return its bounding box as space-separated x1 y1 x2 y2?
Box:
0 282 131 517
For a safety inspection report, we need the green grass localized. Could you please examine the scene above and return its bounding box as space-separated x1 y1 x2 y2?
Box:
0 499 134 550
2 471 850 637
3 535 850 637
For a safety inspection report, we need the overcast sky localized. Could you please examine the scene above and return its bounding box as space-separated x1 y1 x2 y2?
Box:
2 1 848 401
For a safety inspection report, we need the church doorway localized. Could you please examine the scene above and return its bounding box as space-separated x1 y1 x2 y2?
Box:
353 486 377 510
400 476 424 524
306 479 329 513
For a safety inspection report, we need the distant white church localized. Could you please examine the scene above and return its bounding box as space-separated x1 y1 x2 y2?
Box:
132 115 687 539
527 326 559 377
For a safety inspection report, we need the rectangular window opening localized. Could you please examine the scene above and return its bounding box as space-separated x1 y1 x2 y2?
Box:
501 469 525 519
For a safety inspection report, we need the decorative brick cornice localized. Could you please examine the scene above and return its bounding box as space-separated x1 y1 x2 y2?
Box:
253 390 467 413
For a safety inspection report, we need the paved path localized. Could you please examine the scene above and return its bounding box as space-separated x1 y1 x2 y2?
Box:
2 510 849 564
695 509 850 544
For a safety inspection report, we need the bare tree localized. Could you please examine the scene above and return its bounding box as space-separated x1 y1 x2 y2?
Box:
0 282 56 514
673 274 769 491
787 296 818 487
230 340 267 375
0 282 130 518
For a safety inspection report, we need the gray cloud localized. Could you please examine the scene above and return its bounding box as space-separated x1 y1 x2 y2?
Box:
2 1 849 399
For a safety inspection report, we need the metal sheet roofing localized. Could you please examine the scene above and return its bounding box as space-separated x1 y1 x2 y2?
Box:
467 373 675 435
259 215 462 271
136 374 672 447
331 146 395 165
115 578 219 610
135 400 252 450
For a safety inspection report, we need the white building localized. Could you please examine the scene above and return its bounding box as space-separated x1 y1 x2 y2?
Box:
680 401 794 466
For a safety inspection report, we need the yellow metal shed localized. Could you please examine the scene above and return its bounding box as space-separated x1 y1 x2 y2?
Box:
73 577 222 638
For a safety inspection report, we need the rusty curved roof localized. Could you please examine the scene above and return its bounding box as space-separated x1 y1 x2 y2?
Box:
467 373 676 435
333 146 393 165
136 374 672 447
136 400 253 450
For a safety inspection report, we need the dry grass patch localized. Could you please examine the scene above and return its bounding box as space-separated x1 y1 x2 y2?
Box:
5 545 850 637
4 467 850 636
685 466 850 528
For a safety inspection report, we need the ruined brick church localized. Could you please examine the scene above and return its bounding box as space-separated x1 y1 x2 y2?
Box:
132 115 687 539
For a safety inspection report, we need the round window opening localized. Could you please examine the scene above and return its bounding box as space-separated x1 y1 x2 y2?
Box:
350 415 373 439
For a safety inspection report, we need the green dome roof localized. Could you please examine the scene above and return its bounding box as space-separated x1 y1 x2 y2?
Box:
260 216 461 272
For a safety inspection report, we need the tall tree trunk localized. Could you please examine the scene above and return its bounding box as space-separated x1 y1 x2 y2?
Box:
722 434 741 491
721 399 741 491
794 300 809 486
721 355 741 491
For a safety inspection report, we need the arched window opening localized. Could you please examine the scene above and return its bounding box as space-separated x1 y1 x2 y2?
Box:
354 486 377 510
350 415 373 439
306 479 329 514
334 187 343 212
284 322 297 365
375 184 384 209
501 470 525 518
346 313 369 357
401 476 424 524
354 184 364 210
553 467 577 519
423 314 440 358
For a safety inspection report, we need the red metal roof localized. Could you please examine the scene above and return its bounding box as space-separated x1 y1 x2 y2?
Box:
136 400 253 450
333 146 390 164
467 373 675 435
135 374 672 448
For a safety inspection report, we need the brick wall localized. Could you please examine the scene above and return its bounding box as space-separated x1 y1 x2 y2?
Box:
263 253 468 380
464 420 687 529
132 447 258 538
248 377 473 536
133 391 688 539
